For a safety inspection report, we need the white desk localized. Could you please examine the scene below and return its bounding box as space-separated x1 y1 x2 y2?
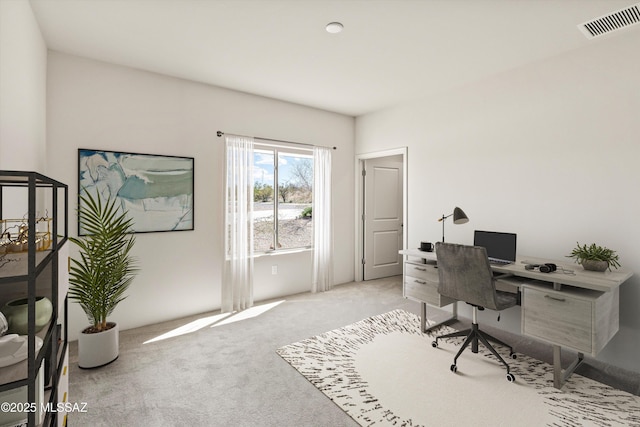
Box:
399 248 633 389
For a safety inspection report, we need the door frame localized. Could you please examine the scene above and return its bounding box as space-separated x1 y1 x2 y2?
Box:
355 147 408 282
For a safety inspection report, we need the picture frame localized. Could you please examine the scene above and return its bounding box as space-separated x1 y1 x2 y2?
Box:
78 149 194 234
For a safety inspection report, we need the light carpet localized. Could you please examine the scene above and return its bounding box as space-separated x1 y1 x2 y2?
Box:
277 309 640 427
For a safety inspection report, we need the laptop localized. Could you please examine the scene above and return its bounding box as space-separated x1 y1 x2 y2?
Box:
473 230 517 265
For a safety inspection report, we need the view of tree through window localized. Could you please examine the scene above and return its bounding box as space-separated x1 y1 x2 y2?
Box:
253 146 313 252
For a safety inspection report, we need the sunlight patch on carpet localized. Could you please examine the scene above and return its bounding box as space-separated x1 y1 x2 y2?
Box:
144 300 285 344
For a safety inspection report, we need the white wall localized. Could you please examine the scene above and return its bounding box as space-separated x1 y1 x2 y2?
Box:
356 30 640 373
0 0 47 172
46 52 355 340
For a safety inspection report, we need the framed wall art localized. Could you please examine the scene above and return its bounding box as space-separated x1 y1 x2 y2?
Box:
78 149 194 234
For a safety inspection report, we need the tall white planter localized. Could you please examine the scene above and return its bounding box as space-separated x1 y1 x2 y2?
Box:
78 323 119 369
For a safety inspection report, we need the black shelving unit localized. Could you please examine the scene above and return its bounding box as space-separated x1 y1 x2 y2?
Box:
0 171 68 427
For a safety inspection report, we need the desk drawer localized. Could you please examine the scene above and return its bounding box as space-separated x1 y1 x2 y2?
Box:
405 262 439 282
404 262 454 307
521 285 618 356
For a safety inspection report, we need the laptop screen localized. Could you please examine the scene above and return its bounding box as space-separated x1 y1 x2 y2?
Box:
473 230 517 263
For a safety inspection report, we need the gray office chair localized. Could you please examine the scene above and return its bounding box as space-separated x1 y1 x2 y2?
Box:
431 242 518 382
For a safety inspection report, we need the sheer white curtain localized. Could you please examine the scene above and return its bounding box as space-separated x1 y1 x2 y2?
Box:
312 146 334 293
223 135 254 312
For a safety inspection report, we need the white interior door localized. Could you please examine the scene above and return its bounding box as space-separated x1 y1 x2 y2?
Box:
363 156 403 280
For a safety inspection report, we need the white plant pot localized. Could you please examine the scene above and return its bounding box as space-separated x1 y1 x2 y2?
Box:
78 322 119 369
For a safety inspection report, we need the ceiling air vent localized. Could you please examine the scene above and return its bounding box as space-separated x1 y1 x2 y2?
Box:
578 3 640 39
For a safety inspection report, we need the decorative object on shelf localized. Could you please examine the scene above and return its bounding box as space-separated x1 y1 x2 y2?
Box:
69 189 139 368
437 207 469 242
0 253 18 269
0 216 52 254
0 311 8 336
0 334 43 368
567 242 621 272
1 297 53 335
78 148 194 233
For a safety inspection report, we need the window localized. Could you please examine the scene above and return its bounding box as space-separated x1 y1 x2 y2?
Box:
253 143 313 252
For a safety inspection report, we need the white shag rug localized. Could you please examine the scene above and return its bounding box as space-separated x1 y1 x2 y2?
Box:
277 309 640 427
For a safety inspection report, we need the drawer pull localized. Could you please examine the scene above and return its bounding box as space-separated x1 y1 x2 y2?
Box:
414 267 427 271
544 295 566 302
414 279 427 285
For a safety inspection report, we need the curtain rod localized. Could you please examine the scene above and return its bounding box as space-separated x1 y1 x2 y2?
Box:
216 131 336 150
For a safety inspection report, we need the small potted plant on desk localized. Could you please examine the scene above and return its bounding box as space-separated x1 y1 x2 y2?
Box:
69 190 138 368
567 242 621 272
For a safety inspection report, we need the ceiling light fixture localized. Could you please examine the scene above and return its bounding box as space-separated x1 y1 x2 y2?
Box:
325 22 343 34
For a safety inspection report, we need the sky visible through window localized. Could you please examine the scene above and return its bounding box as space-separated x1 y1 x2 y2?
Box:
254 151 311 186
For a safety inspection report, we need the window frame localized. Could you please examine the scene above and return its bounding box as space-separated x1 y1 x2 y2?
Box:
253 140 314 254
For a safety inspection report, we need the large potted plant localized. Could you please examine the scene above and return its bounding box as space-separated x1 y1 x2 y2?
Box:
567 242 620 272
69 190 138 368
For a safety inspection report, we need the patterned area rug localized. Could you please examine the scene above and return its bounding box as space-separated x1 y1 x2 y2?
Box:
277 309 640 427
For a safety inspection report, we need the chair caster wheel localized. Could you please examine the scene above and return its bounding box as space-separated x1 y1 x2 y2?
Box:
506 373 515 382
510 352 517 359
450 364 457 373
432 341 438 348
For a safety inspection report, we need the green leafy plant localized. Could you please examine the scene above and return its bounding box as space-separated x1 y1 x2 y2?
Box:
68 190 138 333
567 242 620 271
301 206 312 218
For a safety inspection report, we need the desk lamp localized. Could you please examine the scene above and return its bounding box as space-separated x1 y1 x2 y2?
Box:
438 207 469 242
